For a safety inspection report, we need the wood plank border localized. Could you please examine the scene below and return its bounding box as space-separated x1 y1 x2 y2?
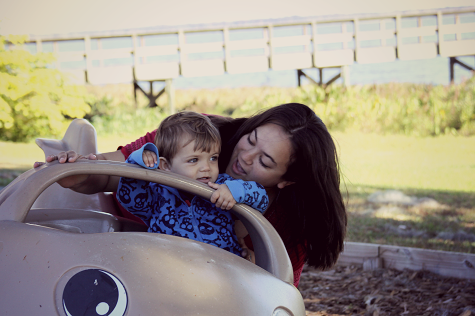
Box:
336 242 475 280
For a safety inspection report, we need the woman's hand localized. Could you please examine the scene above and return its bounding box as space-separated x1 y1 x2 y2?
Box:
50 151 97 164
33 151 98 189
240 240 255 263
33 151 97 168
32 149 125 194
235 221 255 263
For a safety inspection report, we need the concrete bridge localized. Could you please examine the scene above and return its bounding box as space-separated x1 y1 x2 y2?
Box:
23 6 475 109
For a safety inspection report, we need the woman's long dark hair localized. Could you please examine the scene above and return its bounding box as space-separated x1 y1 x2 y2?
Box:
214 103 347 270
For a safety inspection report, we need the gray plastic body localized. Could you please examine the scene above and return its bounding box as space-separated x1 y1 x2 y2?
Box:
0 119 305 315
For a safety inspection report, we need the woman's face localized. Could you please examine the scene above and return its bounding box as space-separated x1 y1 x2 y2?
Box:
225 123 294 190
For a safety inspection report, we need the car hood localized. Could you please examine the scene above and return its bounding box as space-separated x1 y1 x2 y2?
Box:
0 220 305 315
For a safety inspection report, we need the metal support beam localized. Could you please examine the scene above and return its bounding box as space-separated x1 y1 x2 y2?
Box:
450 57 455 84
450 56 475 84
297 68 342 87
133 80 165 108
132 70 138 108
453 57 475 72
325 72 341 86
341 65 350 87
297 69 320 87
165 79 175 115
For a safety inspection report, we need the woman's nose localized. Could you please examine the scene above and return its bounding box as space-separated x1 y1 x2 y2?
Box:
241 148 256 165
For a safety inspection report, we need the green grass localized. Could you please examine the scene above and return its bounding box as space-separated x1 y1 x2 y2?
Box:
334 131 475 192
0 134 142 186
0 134 143 168
1 132 474 253
344 184 475 253
331 132 475 254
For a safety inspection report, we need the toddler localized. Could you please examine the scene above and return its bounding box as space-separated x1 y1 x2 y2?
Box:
117 111 268 256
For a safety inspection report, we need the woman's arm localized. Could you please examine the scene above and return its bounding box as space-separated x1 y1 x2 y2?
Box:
34 149 126 194
33 130 157 195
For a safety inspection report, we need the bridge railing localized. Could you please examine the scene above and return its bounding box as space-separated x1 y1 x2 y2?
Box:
20 6 475 85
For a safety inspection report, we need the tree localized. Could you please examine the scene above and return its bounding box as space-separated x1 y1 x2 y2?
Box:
0 35 90 142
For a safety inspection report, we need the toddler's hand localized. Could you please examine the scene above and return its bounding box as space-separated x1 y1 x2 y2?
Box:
208 182 236 210
142 149 157 168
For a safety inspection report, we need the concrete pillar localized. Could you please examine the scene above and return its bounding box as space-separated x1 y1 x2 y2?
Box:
166 79 175 115
342 65 350 87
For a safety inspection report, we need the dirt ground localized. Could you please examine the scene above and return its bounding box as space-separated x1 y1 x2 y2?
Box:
299 264 475 316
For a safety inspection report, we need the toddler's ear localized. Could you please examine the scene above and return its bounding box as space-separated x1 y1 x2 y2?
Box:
158 157 171 171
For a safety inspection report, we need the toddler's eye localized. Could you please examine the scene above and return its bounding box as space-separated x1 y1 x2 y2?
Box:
210 155 218 162
188 158 198 163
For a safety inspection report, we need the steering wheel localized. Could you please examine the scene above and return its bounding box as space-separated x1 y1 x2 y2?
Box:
0 160 293 284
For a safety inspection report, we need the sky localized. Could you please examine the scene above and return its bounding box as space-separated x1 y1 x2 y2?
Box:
1 0 475 36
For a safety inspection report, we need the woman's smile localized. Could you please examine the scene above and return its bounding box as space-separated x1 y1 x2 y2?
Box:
231 159 247 176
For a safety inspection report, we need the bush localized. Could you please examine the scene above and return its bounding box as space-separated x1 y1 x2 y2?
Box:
0 35 91 142
236 79 475 136
91 106 167 137
80 84 163 136
89 80 475 137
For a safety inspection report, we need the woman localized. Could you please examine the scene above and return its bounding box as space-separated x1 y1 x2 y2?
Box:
35 103 347 287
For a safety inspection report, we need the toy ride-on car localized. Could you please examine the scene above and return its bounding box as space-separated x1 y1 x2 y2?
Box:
0 119 306 315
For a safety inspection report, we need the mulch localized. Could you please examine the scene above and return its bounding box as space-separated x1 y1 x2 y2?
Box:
299 264 475 316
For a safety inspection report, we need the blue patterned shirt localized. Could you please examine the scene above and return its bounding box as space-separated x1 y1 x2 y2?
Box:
117 143 268 256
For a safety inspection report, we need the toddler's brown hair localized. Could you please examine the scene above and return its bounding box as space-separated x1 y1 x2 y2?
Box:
154 111 221 161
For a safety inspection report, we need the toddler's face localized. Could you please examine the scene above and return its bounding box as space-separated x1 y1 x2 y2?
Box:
167 139 220 184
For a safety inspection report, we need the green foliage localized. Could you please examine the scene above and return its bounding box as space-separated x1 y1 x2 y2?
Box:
152 81 475 137
0 35 91 142
53 72 475 139
83 84 167 137
271 80 475 136
91 106 167 137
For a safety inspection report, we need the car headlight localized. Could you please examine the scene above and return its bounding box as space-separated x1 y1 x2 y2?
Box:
273 307 293 316
59 268 128 316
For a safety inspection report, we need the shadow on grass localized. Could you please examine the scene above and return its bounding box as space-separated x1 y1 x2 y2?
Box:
344 184 475 254
344 184 475 208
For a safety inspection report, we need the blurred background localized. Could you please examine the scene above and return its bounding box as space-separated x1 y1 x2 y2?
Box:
1 0 474 255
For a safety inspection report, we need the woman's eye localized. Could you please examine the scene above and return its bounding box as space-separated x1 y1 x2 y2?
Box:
259 157 269 168
247 133 255 146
